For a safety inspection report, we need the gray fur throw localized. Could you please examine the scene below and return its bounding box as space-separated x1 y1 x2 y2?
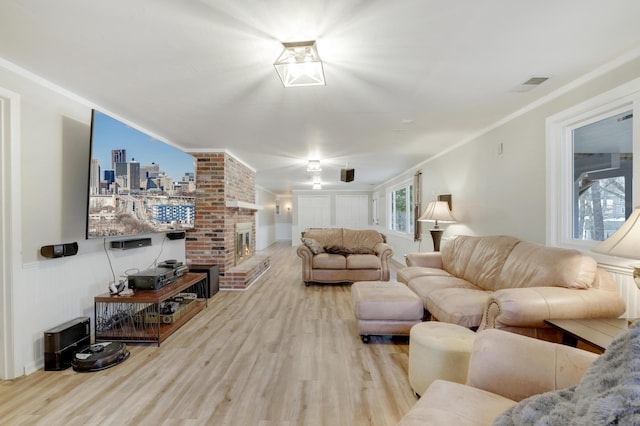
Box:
494 320 640 425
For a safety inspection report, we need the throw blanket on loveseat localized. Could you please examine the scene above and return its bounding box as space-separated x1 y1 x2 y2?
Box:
494 321 640 425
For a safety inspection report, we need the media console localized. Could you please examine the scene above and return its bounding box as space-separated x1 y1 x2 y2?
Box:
94 272 207 346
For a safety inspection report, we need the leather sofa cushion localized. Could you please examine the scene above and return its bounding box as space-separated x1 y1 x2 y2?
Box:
303 228 344 248
343 229 384 251
440 235 597 292
312 253 346 269
440 235 483 278
408 276 479 306
426 288 491 328
397 266 451 285
346 254 381 269
497 242 597 290
460 236 520 290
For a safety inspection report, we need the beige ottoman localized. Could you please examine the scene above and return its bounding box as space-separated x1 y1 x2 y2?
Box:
351 281 424 343
408 322 476 396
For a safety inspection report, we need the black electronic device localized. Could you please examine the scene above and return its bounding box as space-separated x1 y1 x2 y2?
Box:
128 267 177 290
340 168 355 182
188 264 219 298
71 342 130 372
158 259 181 268
110 237 152 251
40 242 78 259
174 264 189 277
166 231 186 240
44 316 91 371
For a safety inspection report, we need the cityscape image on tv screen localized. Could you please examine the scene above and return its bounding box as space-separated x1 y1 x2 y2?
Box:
87 110 196 239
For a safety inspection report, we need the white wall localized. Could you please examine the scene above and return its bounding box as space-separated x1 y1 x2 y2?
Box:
256 186 277 250
275 195 293 241
0 63 186 377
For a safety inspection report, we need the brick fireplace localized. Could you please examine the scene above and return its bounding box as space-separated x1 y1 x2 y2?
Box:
185 152 270 290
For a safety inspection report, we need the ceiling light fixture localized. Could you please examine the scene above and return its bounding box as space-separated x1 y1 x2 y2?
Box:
274 41 325 87
307 160 321 172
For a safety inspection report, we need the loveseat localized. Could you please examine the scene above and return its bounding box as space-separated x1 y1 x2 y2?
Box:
297 228 393 286
398 235 626 340
397 328 600 425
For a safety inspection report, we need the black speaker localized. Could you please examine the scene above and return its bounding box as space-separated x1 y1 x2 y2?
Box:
167 231 186 240
44 317 91 371
340 168 355 182
40 242 78 258
110 237 152 250
188 264 219 298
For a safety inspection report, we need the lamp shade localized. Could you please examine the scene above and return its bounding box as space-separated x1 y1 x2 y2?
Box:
593 206 640 259
418 201 457 227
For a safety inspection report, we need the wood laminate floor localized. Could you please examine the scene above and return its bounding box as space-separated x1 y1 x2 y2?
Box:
0 242 415 425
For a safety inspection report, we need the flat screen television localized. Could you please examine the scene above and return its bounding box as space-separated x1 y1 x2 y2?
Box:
86 110 196 239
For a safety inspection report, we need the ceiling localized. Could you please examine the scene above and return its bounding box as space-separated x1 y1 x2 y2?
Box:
2 0 640 195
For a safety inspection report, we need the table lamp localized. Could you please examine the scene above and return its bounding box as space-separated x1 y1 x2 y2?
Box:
418 200 457 251
592 206 640 289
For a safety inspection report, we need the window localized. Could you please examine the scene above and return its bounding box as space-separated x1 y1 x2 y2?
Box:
388 182 414 234
572 111 632 241
546 79 640 248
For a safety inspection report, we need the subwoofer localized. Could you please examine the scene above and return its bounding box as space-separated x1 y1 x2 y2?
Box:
44 317 91 371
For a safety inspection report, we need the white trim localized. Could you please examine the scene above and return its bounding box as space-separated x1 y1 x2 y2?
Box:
0 86 21 379
225 200 261 210
546 77 640 249
184 148 257 173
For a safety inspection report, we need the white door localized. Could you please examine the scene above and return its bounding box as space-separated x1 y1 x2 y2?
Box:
298 195 330 230
335 195 369 228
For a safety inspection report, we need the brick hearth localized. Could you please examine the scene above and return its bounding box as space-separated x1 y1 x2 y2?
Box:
224 255 271 290
185 152 270 290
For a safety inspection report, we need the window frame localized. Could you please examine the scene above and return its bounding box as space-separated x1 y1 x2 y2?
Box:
546 78 640 251
387 180 414 237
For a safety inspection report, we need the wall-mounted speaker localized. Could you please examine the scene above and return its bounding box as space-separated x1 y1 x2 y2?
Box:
167 231 186 240
340 168 355 182
40 242 78 258
110 237 152 250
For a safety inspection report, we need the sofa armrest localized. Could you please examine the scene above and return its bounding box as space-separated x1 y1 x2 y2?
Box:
404 252 443 268
479 287 626 330
374 242 394 281
374 242 393 257
467 329 598 402
296 245 314 283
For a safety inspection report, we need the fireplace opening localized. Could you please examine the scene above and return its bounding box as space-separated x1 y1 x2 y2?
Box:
235 222 253 266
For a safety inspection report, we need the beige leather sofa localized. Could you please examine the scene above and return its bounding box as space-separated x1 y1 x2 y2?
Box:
397 328 598 425
297 228 393 286
398 235 626 340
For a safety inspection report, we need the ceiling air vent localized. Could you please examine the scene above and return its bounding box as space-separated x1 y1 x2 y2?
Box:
510 76 550 92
